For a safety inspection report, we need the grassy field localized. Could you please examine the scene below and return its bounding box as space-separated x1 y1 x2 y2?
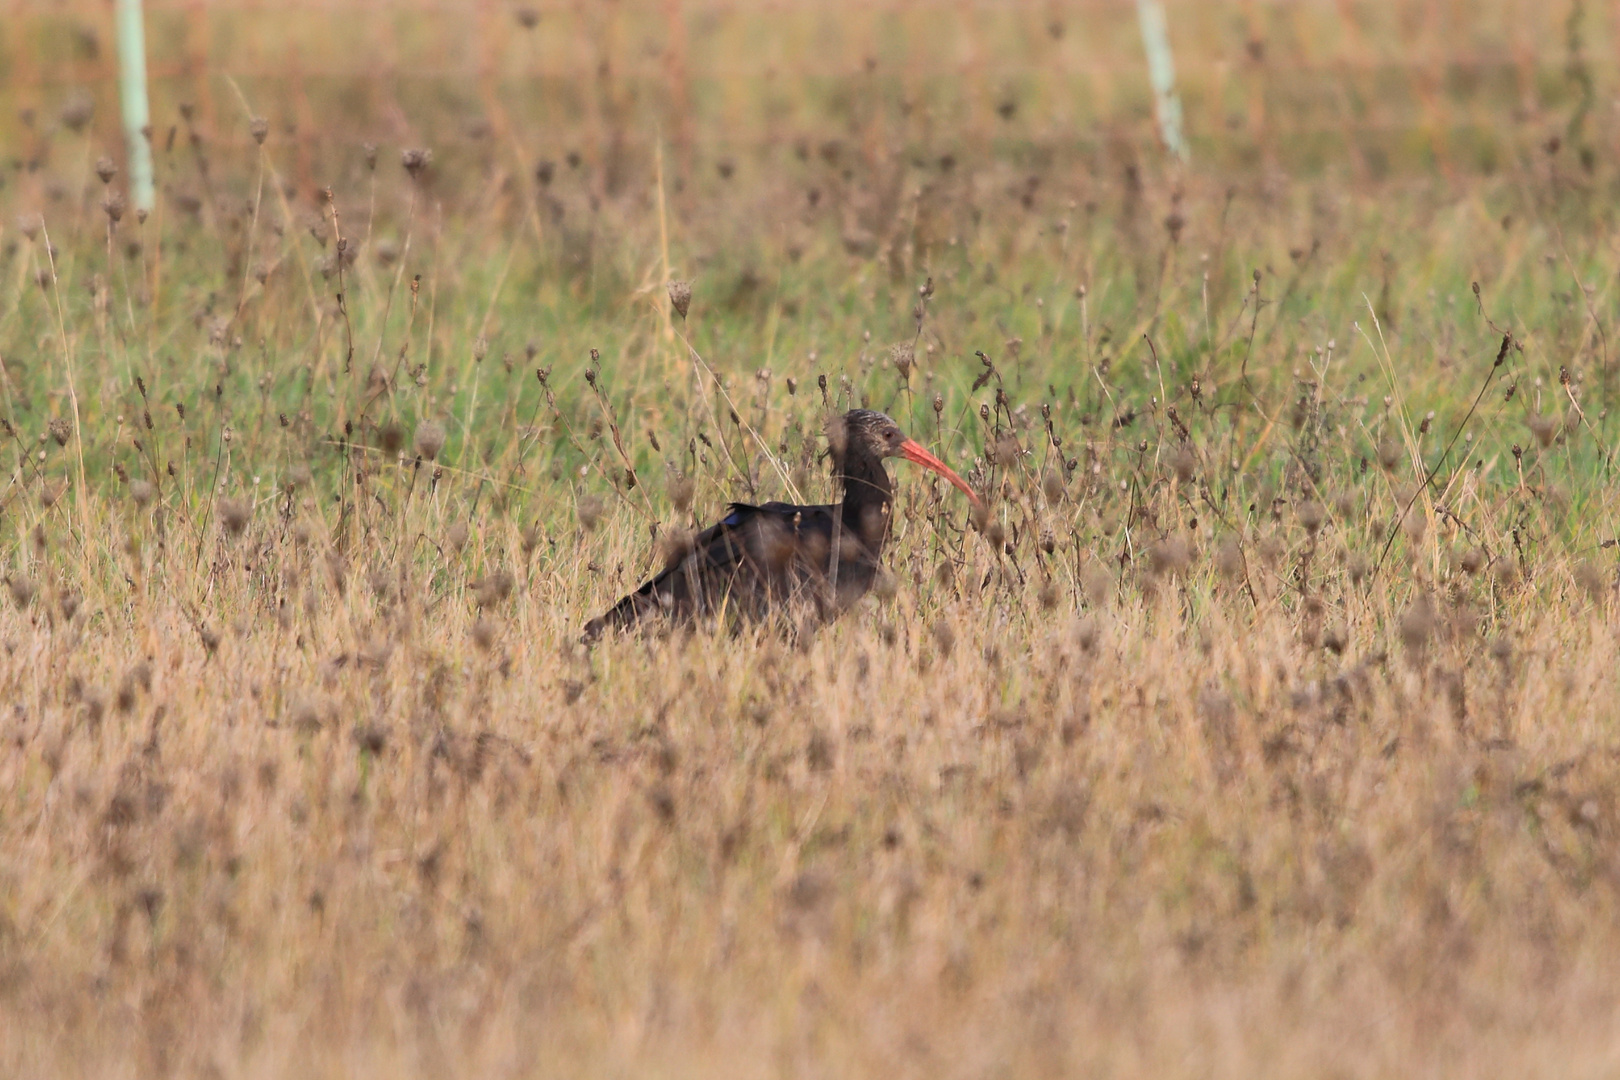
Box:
2 1 1620 1076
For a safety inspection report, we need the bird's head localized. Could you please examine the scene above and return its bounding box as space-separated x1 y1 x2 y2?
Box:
829 409 983 508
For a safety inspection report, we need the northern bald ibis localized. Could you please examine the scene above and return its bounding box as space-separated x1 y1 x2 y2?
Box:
584 409 981 638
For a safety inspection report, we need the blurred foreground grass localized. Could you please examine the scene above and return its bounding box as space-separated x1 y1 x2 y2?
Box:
1 2 1619 1077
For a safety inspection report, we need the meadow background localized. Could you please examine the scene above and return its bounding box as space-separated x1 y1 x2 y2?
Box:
2 0 1620 1076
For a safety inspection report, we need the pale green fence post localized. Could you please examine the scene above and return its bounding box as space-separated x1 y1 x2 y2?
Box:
1136 0 1188 163
116 0 155 213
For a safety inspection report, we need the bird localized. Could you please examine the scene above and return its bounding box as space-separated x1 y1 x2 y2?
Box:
584 408 982 639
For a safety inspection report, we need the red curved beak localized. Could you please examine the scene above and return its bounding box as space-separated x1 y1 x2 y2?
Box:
899 439 983 509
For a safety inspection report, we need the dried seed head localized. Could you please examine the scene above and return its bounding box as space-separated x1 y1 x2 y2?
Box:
95 156 117 184
8 576 35 609
446 521 470 552
669 473 694 513
1147 535 1192 577
248 116 269 145
1400 503 1427 544
130 479 155 507
667 280 692 320
872 570 898 602
413 420 446 461
353 724 388 755
289 697 321 733
577 494 604 531
474 571 514 607
1297 499 1324 536
1170 447 1196 483
1377 437 1402 472
48 418 71 446
1458 547 1486 575
1493 556 1519 586
515 6 539 29
1081 563 1112 607
968 497 991 536
218 497 250 537
1529 414 1557 449
378 422 405 456
367 566 394 602
1575 559 1608 602
1399 595 1435 653
1041 468 1066 505
102 189 125 223
59 91 93 132
1348 553 1370 586
890 342 915 379
991 435 1020 468
401 148 432 178
659 528 695 569
1075 615 1101 650
282 463 312 493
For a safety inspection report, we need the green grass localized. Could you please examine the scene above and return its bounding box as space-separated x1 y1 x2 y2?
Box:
2 2 1620 1077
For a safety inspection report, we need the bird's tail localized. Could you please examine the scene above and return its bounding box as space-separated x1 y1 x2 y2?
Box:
581 570 675 642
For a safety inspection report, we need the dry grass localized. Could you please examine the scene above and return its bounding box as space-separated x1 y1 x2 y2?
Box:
2 2 1620 1077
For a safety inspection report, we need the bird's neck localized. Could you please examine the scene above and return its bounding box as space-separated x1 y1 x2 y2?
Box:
837 453 893 548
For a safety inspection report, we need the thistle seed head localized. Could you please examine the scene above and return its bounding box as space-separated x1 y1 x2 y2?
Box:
577 495 604 531
8 576 36 609
890 342 915 379
1041 468 1066 505
1399 595 1435 653
401 148 432 179
413 420 446 461
473 571 515 607
668 473 694 513
59 92 93 133
218 497 250 537
667 280 692 320
1297 499 1324 536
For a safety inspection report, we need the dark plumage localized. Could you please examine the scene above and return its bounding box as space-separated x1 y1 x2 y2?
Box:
584 409 981 639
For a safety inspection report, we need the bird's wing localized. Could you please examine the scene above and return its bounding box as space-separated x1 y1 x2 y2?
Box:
584 502 848 638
